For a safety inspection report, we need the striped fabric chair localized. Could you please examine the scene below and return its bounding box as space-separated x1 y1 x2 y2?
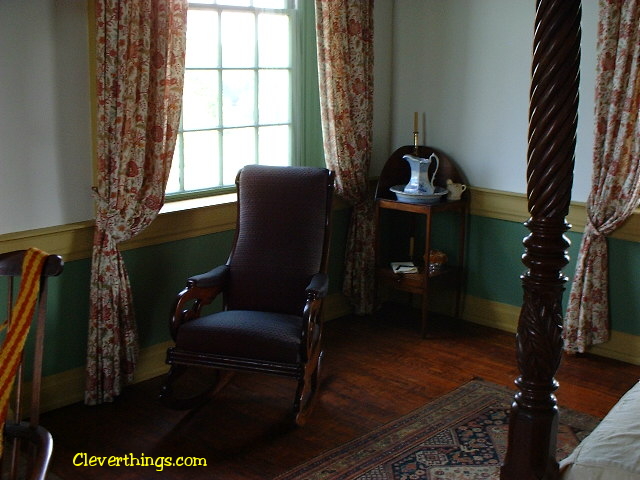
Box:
0 249 63 480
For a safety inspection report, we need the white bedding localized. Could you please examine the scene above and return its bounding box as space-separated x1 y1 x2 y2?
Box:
560 380 640 479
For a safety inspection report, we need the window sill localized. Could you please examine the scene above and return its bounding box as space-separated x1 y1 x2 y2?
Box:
160 192 237 214
121 194 239 252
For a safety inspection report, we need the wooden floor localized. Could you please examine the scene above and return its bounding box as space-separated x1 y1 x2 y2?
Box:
42 304 640 480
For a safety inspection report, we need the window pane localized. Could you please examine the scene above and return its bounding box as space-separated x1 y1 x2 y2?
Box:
183 130 221 189
222 128 255 184
166 136 182 194
218 0 251 6
221 12 255 68
170 3 296 198
258 14 289 67
259 125 289 166
185 10 218 68
183 70 219 130
222 70 255 127
254 0 288 8
259 70 289 124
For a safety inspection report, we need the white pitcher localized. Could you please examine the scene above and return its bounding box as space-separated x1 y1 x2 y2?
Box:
402 153 439 195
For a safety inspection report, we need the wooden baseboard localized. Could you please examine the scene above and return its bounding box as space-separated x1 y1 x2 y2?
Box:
32 340 174 414
461 295 519 333
322 292 354 322
461 295 640 366
589 331 640 366
38 366 85 413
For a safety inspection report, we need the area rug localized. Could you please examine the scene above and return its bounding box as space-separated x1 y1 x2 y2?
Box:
275 380 599 480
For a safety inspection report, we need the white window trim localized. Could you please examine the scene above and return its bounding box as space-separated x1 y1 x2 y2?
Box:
167 0 300 202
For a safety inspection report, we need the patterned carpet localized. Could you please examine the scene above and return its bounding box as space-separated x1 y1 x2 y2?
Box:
275 380 599 480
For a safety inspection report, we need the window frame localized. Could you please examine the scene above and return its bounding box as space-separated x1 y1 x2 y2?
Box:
167 0 300 201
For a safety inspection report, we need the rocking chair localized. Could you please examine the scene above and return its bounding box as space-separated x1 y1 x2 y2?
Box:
160 165 334 426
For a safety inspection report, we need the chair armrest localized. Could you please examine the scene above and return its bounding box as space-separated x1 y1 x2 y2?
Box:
4 422 52 480
187 265 230 288
169 265 230 340
305 273 329 300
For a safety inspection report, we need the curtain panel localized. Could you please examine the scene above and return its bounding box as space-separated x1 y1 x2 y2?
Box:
315 0 375 315
86 0 187 404
564 0 640 352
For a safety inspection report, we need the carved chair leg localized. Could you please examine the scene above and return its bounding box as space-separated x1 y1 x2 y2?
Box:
294 350 324 427
158 364 229 410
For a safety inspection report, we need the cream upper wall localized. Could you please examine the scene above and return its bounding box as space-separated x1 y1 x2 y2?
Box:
372 0 395 174
0 1 596 235
0 0 394 235
0 0 93 235
384 0 598 203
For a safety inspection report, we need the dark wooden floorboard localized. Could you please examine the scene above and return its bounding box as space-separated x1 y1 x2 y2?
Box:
42 304 640 479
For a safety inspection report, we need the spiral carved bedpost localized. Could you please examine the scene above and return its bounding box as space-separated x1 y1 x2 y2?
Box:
500 1 581 479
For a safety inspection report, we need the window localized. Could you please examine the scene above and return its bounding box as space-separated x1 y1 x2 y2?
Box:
166 0 301 199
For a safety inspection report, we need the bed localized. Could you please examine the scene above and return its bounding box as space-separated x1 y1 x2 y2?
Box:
559 381 640 479
499 0 640 479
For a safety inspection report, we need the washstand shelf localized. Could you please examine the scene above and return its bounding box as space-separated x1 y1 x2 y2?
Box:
374 145 469 337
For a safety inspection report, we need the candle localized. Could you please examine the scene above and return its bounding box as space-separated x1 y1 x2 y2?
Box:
413 112 418 133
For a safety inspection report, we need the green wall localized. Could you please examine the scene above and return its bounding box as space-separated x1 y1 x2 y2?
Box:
380 210 640 337
12 208 640 380
608 237 640 335
464 216 640 336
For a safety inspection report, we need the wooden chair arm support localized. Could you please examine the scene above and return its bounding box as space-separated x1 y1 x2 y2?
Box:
305 273 329 301
169 266 230 340
300 276 326 363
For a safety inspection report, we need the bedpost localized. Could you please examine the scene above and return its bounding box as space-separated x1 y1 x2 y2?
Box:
500 1 581 479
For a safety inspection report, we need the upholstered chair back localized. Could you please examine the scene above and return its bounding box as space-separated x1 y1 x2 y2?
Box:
226 165 332 315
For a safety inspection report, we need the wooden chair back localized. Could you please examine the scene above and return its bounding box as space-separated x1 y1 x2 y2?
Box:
0 249 63 480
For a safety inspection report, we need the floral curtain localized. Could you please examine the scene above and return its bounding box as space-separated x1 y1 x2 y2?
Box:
315 0 375 315
86 0 187 404
564 0 640 353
